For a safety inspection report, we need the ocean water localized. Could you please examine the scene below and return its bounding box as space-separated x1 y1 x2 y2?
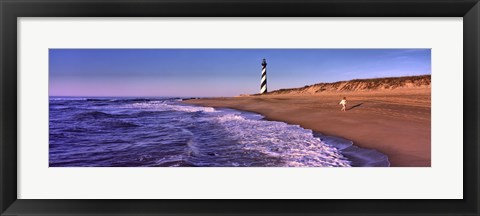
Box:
49 97 388 167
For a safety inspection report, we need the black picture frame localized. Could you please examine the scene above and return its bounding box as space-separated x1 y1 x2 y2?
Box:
1 0 479 215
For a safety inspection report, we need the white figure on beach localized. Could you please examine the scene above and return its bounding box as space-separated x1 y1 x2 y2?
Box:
339 97 347 112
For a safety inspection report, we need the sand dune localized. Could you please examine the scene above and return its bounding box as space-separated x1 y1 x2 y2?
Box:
257 75 430 96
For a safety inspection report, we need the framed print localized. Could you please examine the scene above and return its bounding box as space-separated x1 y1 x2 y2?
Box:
1 0 479 215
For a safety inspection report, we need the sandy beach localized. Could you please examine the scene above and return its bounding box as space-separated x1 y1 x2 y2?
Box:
184 89 431 167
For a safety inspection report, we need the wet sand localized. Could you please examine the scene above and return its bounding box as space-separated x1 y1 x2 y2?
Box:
184 89 431 167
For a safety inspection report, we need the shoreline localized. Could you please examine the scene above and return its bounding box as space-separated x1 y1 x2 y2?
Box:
313 132 390 167
184 89 431 167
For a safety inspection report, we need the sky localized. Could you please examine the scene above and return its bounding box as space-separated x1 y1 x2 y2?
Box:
49 49 431 97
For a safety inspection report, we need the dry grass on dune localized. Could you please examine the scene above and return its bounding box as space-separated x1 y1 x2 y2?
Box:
255 75 431 96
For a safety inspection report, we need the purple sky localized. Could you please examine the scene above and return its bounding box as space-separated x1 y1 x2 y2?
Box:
49 49 431 97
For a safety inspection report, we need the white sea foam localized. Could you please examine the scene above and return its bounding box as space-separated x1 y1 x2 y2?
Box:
121 101 216 113
207 110 351 167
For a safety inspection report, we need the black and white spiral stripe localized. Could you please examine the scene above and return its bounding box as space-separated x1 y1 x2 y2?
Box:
260 65 267 94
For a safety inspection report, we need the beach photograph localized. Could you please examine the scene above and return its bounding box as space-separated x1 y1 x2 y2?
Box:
49 49 431 167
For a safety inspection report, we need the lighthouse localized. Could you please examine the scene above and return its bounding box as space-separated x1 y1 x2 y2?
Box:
260 58 267 94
